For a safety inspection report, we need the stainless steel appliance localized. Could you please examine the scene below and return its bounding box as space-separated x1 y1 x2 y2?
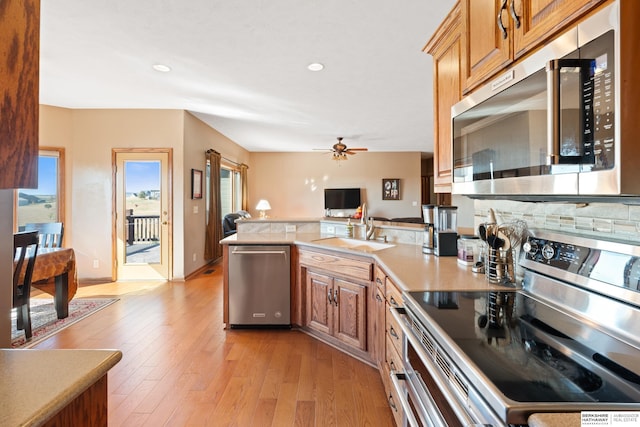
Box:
451 1 640 198
434 205 457 257
422 204 435 254
228 245 291 328
391 229 640 426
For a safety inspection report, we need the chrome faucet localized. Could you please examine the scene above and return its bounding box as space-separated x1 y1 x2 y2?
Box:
361 203 375 240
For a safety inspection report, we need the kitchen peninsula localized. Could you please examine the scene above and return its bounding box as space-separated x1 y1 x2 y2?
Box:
221 217 619 426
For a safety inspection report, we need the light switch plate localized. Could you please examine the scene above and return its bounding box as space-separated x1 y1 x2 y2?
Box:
326 226 336 234
193 205 199 214
285 225 296 233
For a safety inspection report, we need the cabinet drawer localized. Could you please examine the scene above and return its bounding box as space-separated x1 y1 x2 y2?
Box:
374 265 386 294
386 308 403 359
299 249 372 282
386 277 403 310
386 333 403 375
382 363 403 427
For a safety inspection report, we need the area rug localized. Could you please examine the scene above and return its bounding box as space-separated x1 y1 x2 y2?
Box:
11 298 118 348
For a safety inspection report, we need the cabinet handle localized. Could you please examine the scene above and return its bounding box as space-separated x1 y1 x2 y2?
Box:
509 0 521 29
327 290 333 305
388 394 398 412
376 293 383 302
334 289 339 306
389 296 399 308
389 326 399 340
390 360 397 371
376 277 383 286
497 0 508 39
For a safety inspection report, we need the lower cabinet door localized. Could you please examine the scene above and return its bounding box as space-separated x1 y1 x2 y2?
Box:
333 278 367 351
305 270 333 335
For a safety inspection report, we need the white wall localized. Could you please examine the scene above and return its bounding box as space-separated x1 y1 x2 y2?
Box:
247 152 423 220
40 107 187 280
182 112 251 275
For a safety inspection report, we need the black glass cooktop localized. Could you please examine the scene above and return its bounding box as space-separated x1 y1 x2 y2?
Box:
406 290 640 404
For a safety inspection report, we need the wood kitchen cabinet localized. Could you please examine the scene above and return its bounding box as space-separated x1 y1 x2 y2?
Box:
461 0 605 93
305 271 367 351
0 0 40 189
371 268 386 369
424 3 461 193
374 264 405 426
298 248 373 362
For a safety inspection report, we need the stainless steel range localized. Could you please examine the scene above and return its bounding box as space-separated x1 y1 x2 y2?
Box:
392 229 640 426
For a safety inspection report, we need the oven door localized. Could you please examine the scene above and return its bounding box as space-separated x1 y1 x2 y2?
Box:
390 367 448 427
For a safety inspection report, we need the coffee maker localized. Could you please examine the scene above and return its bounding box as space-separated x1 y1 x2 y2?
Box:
434 205 458 256
422 204 435 254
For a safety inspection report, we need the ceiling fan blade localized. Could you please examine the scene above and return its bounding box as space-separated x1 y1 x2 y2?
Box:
346 148 368 152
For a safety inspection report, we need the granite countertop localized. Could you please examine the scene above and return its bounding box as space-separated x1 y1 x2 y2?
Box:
222 232 509 292
528 412 581 427
0 349 122 426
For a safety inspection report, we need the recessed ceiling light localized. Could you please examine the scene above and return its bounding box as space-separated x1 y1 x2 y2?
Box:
152 64 171 73
307 62 324 71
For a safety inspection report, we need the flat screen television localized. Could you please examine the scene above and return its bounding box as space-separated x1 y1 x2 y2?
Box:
324 188 361 210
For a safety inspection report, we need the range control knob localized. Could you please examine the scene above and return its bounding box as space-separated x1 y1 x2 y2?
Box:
542 243 555 260
523 240 539 255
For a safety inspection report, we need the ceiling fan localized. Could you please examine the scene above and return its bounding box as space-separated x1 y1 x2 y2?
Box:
314 137 368 161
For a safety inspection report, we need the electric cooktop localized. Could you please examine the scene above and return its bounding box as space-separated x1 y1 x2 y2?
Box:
406 289 640 405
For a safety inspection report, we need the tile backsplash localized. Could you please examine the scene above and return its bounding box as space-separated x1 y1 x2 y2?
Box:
474 199 640 244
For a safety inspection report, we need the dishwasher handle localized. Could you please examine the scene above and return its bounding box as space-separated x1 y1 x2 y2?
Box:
231 249 288 256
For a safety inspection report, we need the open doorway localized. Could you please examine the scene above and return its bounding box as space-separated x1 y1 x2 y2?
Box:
113 149 172 280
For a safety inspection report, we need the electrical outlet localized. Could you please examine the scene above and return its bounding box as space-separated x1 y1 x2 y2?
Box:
92 259 99 269
285 225 296 233
326 226 336 234
193 253 197 262
193 205 198 214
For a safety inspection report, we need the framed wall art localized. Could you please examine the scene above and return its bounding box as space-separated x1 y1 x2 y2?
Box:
382 178 400 200
191 169 203 199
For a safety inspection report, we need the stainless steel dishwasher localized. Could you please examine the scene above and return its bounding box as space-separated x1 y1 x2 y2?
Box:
228 245 291 328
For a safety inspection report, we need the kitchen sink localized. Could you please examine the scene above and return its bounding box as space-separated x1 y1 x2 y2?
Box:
312 237 395 252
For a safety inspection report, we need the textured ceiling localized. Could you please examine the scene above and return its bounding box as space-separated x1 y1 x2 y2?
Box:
40 0 456 153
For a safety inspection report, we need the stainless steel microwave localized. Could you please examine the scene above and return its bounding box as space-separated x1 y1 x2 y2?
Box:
451 1 637 198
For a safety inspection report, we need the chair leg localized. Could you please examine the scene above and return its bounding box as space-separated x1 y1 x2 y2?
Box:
18 304 32 339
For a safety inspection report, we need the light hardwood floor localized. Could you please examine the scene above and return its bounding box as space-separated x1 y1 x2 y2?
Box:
32 263 395 426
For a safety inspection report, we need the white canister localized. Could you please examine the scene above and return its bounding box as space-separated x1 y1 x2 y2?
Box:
457 235 480 266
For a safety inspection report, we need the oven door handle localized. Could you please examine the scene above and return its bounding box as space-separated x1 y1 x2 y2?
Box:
389 373 421 427
391 307 479 427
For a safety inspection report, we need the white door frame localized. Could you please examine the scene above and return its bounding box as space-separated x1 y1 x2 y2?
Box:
113 148 173 281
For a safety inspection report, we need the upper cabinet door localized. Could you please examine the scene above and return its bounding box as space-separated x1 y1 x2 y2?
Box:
461 0 512 93
424 2 462 193
0 0 40 189
461 0 605 94
512 0 606 57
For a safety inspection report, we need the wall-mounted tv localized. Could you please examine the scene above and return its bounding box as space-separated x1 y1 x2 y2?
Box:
324 188 361 210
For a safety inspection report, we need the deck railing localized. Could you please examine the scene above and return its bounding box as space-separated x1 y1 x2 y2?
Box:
126 212 160 245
